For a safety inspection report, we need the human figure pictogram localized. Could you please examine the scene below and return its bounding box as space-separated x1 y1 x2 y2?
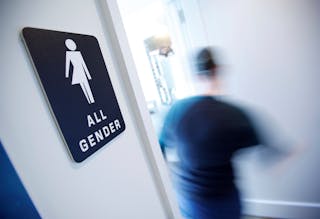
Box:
65 39 95 104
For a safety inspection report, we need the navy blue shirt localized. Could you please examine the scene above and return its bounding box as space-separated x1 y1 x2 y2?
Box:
160 96 260 200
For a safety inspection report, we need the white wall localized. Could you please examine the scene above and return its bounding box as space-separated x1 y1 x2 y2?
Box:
0 0 178 218
196 0 320 218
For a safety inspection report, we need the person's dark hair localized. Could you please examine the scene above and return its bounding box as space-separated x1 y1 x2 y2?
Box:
194 47 217 76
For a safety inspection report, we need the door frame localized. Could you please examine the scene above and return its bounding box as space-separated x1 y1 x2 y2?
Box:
96 0 181 218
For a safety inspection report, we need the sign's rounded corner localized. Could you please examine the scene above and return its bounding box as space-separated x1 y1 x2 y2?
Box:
122 122 126 132
88 35 100 45
73 156 85 163
21 27 32 37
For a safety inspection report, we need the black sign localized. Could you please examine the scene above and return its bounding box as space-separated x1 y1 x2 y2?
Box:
22 27 125 162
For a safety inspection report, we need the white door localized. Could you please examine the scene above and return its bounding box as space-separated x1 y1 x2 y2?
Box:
0 0 180 218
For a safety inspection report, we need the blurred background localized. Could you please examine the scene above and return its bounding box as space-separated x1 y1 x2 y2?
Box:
116 0 320 218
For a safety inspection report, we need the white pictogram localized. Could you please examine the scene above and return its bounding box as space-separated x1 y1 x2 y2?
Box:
65 39 95 104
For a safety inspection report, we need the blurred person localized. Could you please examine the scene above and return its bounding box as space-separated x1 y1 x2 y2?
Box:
159 47 272 219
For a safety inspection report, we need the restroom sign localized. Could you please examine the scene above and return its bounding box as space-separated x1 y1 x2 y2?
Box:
22 27 126 162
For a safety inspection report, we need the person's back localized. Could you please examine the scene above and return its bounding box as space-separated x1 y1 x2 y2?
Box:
160 95 260 218
159 47 261 219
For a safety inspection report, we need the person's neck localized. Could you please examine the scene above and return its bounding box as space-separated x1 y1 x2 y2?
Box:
194 78 223 96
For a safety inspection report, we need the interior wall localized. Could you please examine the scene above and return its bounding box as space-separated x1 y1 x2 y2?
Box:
196 0 320 218
0 0 169 218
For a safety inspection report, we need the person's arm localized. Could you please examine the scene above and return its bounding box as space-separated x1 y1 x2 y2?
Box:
159 104 179 161
246 109 304 173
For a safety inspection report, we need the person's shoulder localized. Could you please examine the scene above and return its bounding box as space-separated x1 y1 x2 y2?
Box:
214 96 251 116
172 96 200 107
166 96 203 116
172 95 249 115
